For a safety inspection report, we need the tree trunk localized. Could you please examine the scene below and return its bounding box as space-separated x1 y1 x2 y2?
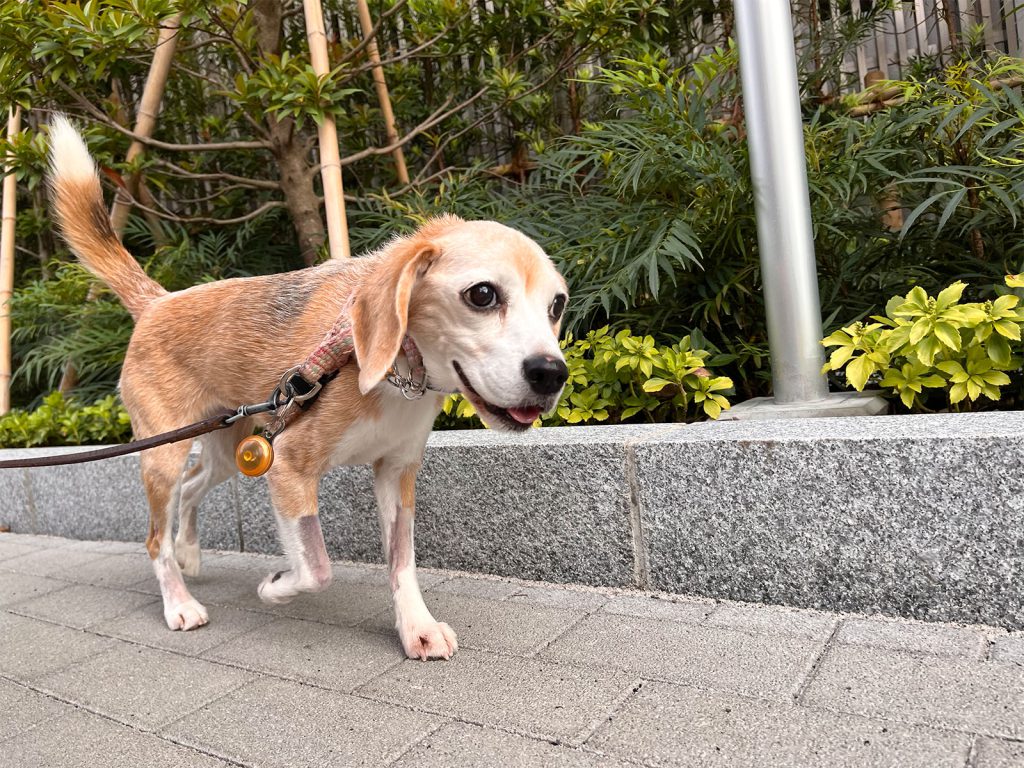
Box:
253 0 334 265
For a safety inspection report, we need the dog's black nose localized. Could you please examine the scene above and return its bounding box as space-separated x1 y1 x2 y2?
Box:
522 355 568 395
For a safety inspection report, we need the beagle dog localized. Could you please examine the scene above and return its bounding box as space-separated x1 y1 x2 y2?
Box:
47 117 569 660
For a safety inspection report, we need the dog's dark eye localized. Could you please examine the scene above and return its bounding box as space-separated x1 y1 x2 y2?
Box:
464 282 498 309
550 293 567 322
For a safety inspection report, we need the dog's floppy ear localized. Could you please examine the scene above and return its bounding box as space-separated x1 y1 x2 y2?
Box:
351 239 437 395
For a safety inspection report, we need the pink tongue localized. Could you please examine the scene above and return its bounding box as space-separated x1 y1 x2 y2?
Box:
507 406 542 425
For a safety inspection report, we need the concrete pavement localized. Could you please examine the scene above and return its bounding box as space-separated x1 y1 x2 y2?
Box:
0 532 1021 767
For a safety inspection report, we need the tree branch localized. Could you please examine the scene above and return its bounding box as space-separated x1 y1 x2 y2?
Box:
149 159 281 190
58 86 273 153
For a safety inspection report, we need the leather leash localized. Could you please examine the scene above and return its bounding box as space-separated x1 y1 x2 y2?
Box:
0 410 236 469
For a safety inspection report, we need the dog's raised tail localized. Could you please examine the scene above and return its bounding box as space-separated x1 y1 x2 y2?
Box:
48 115 166 320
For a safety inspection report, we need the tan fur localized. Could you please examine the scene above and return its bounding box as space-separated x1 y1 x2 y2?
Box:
49 176 166 320
48 119 568 653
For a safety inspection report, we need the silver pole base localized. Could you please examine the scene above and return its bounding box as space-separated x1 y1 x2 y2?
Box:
720 391 889 421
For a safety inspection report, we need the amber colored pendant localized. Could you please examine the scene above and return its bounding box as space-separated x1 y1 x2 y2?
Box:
235 434 274 477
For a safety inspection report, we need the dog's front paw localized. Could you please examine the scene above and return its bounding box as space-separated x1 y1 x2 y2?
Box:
400 621 458 661
164 598 208 631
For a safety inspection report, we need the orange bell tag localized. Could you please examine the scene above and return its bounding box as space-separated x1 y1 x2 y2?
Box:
235 434 274 477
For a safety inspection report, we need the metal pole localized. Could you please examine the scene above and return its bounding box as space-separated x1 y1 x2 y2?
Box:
734 0 829 404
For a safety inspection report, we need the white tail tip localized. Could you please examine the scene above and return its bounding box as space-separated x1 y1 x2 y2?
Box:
48 114 97 183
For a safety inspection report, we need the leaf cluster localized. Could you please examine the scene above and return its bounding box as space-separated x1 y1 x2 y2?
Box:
0 392 132 448
822 278 1024 410
437 326 733 429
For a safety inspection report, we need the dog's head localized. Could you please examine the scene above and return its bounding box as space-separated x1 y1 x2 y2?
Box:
351 215 569 431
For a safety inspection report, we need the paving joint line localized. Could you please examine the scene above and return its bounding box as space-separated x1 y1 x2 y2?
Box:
963 733 980 768
382 720 449 767
524 608 594 658
569 675 644 748
798 697 1006 741
0 672 252 767
792 617 844 705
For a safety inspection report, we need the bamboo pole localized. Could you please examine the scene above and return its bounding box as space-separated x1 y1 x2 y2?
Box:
110 15 181 234
354 0 409 185
59 15 181 394
0 107 21 415
303 0 351 259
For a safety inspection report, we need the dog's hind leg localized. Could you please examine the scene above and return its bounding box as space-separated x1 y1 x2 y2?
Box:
256 461 333 604
174 423 247 577
142 439 209 631
374 458 457 661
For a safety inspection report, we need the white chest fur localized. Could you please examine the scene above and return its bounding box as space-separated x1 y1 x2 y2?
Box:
328 388 443 468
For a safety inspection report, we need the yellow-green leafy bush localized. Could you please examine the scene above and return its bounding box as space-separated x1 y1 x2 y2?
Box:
439 327 733 428
0 393 132 448
822 278 1024 409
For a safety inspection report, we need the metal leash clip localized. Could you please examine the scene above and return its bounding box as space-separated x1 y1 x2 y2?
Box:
231 367 323 478
385 363 428 401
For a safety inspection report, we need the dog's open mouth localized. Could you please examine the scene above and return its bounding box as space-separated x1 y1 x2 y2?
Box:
452 361 545 431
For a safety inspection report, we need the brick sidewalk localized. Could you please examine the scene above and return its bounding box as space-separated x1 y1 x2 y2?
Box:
0 532 1021 767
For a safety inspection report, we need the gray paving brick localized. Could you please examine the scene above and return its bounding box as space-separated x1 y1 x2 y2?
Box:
362 591 586 655
69 553 153 591
991 632 1024 663
60 538 142 554
10 584 157 630
836 617 987 659
357 648 636 744
588 681 970 768
0 678 72 743
0 539 41 562
180 562 275 612
975 736 1024 767
2 547 112 579
394 722 630 768
0 572 70 607
504 583 610 612
0 613 119 681
802 644 1024 738
0 534 74 548
428 575 523 600
165 676 441 768
273 580 395 627
100 603 278 656
34 644 254 730
706 602 839 640
600 593 713 623
203 616 404 691
541 613 823 701
4 709 232 767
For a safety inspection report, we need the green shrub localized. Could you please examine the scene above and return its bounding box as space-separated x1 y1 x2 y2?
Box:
437 327 733 429
0 393 132 448
821 277 1024 410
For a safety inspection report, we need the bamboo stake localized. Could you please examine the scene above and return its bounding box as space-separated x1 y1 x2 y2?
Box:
110 15 181 234
355 0 409 185
60 15 181 393
0 106 21 415
303 0 351 259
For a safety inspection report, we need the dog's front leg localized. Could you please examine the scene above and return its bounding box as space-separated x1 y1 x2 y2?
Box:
258 466 333 604
374 459 457 660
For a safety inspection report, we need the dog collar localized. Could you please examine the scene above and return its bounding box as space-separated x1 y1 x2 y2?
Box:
294 298 454 401
385 336 458 400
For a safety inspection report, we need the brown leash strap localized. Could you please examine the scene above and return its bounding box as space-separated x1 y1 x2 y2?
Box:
0 410 236 470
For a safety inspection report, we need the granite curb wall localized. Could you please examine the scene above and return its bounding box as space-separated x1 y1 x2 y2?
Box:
1 412 1021 628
